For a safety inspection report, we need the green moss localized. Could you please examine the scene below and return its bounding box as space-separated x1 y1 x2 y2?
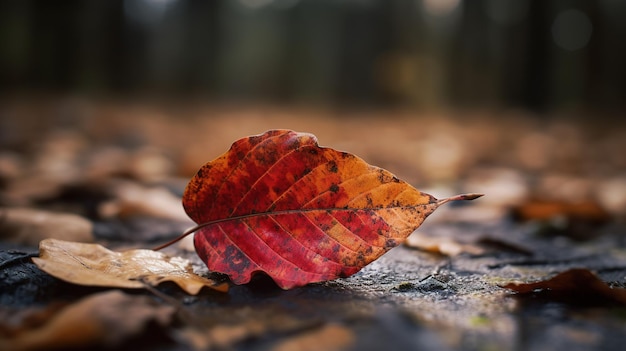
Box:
469 315 491 327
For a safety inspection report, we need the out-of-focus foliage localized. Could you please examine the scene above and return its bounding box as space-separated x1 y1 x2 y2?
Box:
0 0 624 111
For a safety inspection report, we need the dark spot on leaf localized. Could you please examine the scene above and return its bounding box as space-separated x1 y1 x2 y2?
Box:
330 184 339 193
384 239 397 248
327 161 338 173
196 168 205 178
248 135 262 145
224 246 251 272
377 170 387 183
332 244 341 254
365 195 374 207
289 138 301 150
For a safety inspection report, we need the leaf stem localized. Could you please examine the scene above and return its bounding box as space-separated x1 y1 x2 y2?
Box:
152 220 224 251
152 226 196 251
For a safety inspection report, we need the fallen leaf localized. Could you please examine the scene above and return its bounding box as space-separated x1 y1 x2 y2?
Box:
183 130 482 289
510 198 611 240
174 311 317 351
510 199 611 224
271 323 354 351
0 303 67 339
0 208 93 246
0 290 175 351
501 268 626 306
404 232 485 256
32 238 228 294
99 180 189 222
475 237 533 256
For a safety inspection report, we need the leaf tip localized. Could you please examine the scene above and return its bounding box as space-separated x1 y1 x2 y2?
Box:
459 193 484 201
437 193 484 206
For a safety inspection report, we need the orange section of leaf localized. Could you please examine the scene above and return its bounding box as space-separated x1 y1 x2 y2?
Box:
32 239 228 294
184 130 482 289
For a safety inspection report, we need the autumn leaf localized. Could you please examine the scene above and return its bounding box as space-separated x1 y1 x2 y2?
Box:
32 239 228 294
182 129 482 289
501 268 626 306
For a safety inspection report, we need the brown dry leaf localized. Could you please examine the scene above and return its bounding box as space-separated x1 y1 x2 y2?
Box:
0 304 68 339
510 199 611 224
174 311 318 350
32 239 228 294
271 323 355 351
0 290 175 351
404 232 485 256
176 321 266 351
510 198 612 240
99 180 189 221
501 268 626 306
0 208 93 246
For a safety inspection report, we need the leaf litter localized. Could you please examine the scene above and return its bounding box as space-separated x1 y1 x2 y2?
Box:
2 104 626 351
0 290 175 351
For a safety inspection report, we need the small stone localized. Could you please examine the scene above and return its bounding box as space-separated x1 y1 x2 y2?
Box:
396 282 415 291
417 275 448 292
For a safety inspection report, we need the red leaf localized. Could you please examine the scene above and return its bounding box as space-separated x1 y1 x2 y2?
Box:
183 130 481 289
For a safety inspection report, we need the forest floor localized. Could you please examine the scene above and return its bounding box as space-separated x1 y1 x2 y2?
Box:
1 97 625 351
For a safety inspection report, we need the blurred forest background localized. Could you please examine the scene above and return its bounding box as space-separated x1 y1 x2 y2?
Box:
0 0 625 217
1 0 625 112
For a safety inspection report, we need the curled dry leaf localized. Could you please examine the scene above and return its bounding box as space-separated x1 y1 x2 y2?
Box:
182 130 482 289
0 290 175 351
501 268 626 306
32 239 228 294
